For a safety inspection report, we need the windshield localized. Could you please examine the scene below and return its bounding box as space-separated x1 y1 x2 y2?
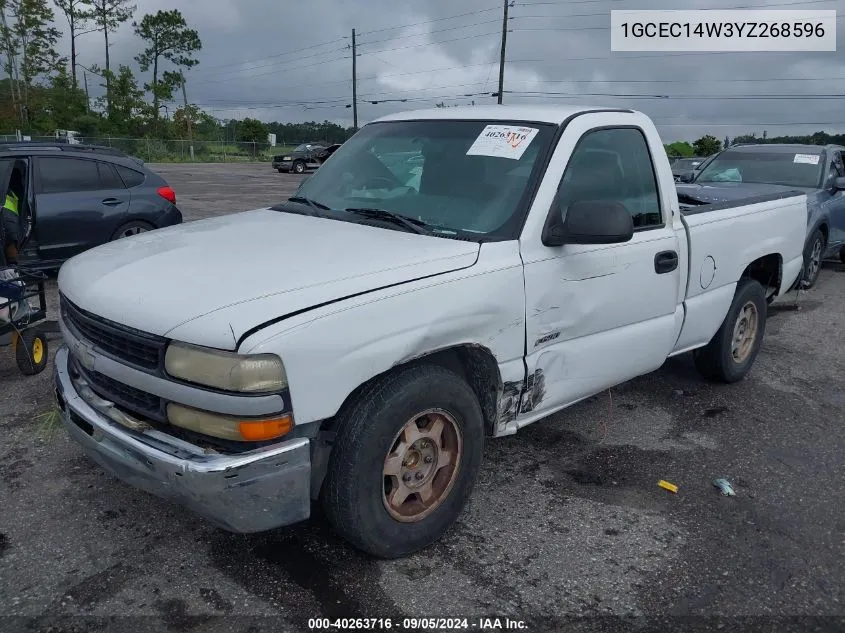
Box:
290 119 556 239
293 144 311 152
696 149 824 188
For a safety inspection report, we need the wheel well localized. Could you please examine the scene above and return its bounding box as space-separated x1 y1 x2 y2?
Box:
323 345 503 438
817 223 829 245
741 253 782 296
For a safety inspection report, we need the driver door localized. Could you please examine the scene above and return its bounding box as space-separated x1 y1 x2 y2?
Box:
518 117 684 419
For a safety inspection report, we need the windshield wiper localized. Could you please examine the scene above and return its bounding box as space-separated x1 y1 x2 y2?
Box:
288 196 332 211
271 195 336 218
344 207 431 235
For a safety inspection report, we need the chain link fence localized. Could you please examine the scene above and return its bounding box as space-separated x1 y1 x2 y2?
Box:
0 135 310 163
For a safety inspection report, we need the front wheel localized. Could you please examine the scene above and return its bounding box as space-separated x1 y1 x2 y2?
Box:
694 278 767 383
292 160 306 174
322 364 485 559
800 229 825 289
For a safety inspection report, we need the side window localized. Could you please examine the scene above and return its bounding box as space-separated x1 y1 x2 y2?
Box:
115 165 145 188
831 151 844 178
38 157 101 194
555 127 663 229
97 161 124 189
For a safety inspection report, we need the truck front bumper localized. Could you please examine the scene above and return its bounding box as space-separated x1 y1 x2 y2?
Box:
53 345 312 533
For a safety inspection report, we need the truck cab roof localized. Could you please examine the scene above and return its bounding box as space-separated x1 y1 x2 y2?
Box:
372 104 634 125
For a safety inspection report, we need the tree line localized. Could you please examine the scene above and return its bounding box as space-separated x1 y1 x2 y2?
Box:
0 1 357 146
665 130 845 159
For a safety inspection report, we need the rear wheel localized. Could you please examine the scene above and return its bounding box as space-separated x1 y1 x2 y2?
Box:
111 221 153 241
801 229 825 289
694 278 766 383
839 246 845 265
322 364 485 559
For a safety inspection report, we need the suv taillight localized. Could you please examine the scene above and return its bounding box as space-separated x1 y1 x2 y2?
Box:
157 186 176 204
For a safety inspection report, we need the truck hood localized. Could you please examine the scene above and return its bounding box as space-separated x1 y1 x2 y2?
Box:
676 181 812 204
58 208 480 349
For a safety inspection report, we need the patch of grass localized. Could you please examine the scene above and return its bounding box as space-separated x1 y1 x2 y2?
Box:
34 405 62 440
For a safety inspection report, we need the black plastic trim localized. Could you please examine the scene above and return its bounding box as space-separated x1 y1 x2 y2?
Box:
679 190 806 216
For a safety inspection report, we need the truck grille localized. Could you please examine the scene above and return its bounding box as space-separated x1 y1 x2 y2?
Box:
60 295 166 371
68 354 166 423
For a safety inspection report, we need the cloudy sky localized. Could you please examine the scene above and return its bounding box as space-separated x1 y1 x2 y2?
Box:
66 0 845 142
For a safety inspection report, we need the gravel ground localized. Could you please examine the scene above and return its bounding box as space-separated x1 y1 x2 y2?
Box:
1 163 844 633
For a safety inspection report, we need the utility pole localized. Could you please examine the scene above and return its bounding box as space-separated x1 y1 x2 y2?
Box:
181 76 194 160
352 28 358 129
83 72 91 113
497 0 510 104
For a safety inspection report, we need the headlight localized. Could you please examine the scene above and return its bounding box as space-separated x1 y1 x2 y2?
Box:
282 156 292 161
167 403 292 442
164 341 287 393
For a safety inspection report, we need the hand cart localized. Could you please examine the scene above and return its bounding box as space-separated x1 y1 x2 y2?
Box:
0 266 59 375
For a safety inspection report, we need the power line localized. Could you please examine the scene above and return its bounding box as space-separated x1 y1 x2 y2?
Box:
357 19 501 47
505 90 845 99
190 53 353 86
190 45 349 81
356 30 502 56
507 75 845 84
506 49 832 64
356 7 502 36
191 38 348 75
516 0 626 6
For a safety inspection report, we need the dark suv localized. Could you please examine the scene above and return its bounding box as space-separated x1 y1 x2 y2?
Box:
1 144 182 269
273 142 342 174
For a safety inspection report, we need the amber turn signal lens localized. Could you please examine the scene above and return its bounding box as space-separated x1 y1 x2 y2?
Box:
167 404 293 442
238 416 293 441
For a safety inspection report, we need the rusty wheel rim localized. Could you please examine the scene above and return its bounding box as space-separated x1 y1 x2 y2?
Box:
731 301 758 363
382 409 462 523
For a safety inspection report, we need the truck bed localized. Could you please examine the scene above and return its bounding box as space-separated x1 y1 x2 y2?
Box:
669 189 807 355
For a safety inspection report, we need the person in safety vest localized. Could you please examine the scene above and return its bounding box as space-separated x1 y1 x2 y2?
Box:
2 181 20 263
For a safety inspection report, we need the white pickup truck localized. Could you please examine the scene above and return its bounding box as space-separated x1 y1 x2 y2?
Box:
54 105 806 559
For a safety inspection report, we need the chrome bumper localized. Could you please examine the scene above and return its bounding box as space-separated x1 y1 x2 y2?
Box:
54 345 312 533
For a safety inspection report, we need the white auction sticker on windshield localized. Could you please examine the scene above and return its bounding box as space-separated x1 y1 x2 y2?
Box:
794 153 820 165
466 125 539 160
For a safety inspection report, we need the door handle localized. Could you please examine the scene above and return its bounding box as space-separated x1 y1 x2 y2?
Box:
654 250 679 274
101 198 123 206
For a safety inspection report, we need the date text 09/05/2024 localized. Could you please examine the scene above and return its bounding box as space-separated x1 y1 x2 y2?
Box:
307 618 528 630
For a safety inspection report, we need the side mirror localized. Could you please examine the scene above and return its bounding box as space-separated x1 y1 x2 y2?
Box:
678 172 695 183
542 200 634 247
834 176 845 190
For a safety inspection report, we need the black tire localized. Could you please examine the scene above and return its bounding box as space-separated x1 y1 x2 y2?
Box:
694 278 767 383
111 220 154 241
15 328 48 376
839 246 845 265
800 229 825 289
322 364 485 559
292 160 306 174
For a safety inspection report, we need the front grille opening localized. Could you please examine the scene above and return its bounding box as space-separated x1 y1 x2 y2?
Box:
60 295 165 371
